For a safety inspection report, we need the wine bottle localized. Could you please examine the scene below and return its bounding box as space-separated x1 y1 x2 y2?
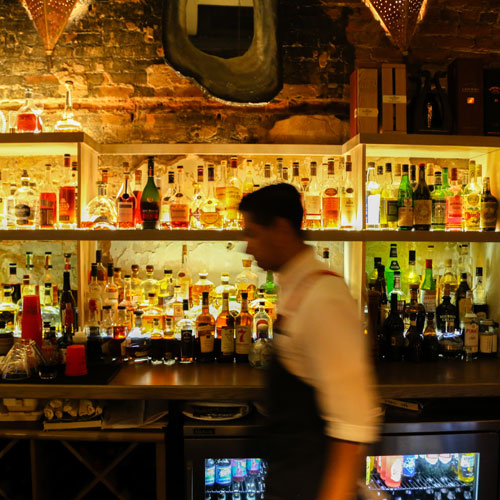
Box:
140 156 161 229
413 163 432 230
60 271 77 335
397 164 414 230
382 293 404 361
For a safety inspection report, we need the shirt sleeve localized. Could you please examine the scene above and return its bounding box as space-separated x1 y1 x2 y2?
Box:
298 277 380 444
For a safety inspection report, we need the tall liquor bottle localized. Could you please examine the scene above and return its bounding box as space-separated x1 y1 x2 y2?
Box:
140 156 160 229
170 166 190 228
397 164 414 230
60 271 77 334
177 244 192 301
463 161 481 231
385 243 400 295
190 165 204 229
225 157 242 229
54 81 82 132
456 272 471 323
382 293 404 361
178 299 195 363
242 159 255 197
321 158 340 229
132 169 143 228
480 176 498 231
235 292 253 362
436 284 458 336
7 263 21 304
303 161 322 229
16 87 41 133
473 267 489 319
431 170 446 231
340 157 355 229
410 164 417 190
405 312 424 362
104 263 119 314
391 271 406 313
403 250 420 296
39 163 57 228
380 163 398 229
160 170 176 229
82 180 117 229
87 263 103 325
199 165 222 229
196 291 215 362
446 167 463 230
217 292 235 362
440 259 458 303
116 166 137 229
413 164 432 231
420 259 436 313
365 162 381 229
14 170 36 228
461 291 478 359
58 154 77 228
426 163 435 192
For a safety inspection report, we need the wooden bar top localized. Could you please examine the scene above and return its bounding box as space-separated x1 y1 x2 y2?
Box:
0 359 499 400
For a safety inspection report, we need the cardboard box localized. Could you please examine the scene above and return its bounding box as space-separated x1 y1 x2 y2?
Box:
381 63 407 133
448 58 484 135
350 68 378 138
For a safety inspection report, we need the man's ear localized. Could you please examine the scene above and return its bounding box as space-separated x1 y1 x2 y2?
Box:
272 217 297 239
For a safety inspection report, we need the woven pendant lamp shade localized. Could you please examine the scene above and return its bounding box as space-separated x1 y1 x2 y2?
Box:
362 0 428 53
20 0 78 67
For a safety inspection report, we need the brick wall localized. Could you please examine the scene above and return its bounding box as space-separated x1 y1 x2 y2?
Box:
0 0 498 144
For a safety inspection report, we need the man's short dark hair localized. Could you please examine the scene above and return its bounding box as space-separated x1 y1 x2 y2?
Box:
238 183 303 235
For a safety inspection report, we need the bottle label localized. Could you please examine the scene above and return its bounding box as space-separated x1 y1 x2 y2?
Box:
225 186 241 209
205 463 215 486
432 199 446 225
15 204 31 225
255 318 270 339
464 208 480 229
480 333 493 354
398 201 414 227
40 208 54 226
481 201 497 229
446 195 463 219
322 197 340 223
170 203 189 223
439 314 456 333
305 195 321 219
200 211 221 225
118 201 134 223
386 200 398 222
198 325 214 353
420 289 436 312
366 194 380 226
220 326 235 355
173 303 183 323
235 325 252 354
215 463 232 485
340 198 354 225
181 329 194 357
231 459 247 480
414 200 432 226
464 323 479 352
62 304 74 327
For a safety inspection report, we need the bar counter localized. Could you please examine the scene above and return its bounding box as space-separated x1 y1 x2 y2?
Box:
0 359 500 400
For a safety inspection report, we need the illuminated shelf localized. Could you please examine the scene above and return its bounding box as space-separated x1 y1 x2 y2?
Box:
0 229 499 242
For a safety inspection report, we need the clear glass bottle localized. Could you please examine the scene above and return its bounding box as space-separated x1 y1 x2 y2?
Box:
54 81 82 132
225 157 242 229
439 259 458 303
235 259 258 301
143 293 165 333
189 165 205 229
196 291 215 362
192 272 214 308
461 291 478 359
365 162 381 229
199 165 223 229
170 166 190 229
340 156 355 230
39 163 57 229
165 285 184 325
139 265 159 302
0 286 18 331
253 300 272 339
321 158 340 229
87 263 103 326
473 267 489 320
214 273 237 309
16 87 41 133
113 305 128 339
242 159 255 197
177 244 192 301
159 170 176 230
303 161 322 230
5 184 17 229
463 161 481 231
116 165 137 229
81 180 118 229
14 170 36 228
103 263 119 316
158 269 174 309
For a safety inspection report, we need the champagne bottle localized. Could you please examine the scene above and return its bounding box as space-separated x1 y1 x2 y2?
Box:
140 156 160 229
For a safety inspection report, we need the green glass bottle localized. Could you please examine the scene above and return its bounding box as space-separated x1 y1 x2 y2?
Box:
397 164 414 230
140 156 161 229
431 171 446 230
413 163 432 231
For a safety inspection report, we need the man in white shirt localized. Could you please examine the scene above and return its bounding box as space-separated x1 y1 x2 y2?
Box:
239 184 379 500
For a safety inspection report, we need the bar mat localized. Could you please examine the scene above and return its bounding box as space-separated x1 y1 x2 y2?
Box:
0 363 122 385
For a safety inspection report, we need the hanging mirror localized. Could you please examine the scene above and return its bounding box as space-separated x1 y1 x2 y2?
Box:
162 0 281 103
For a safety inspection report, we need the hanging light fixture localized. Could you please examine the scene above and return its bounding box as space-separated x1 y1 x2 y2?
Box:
361 0 428 54
20 0 78 68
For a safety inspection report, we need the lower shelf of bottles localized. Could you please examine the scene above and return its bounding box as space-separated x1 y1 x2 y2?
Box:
368 472 472 492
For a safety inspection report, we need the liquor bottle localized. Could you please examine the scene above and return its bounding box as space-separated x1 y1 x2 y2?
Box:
461 291 478 359
41 280 60 329
456 272 471 323
141 156 161 229
242 159 255 197
120 274 137 324
217 292 235 362
54 81 82 132
165 285 185 325
16 87 41 133
178 299 195 363
391 271 406 314
215 160 227 209
149 317 165 364
480 176 498 231
303 161 322 229
132 169 143 228
405 312 423 362
404 250 420 296
423 312 439 361
5 184 17 229
413 164 432 230
235 259 258 301
340 156 355 229
431 170 446 230
291 161 302 197
159 170 175 229
262 162 273 187
385 243 400 295
189 164 205 229
122 310 147 362
130 264 142 303
365 162 381 229
321 158 340 229
0 287 17 331
214 273 237 308
225 156 242 229
60 271 77 334
82 180 118 229
473 267 489 319
95 250 107 286
192 272 215 307
446 167 463 231
177 244 192 301
170 166 190 228
463 161 481 231
87 263 103 325
158 269 174 308
235 291 253 362
139 265 159 301
426 163 435 192
404 284 426 334
116 166 137 229
276 157 284 183
260 270 278 304
113 305 128 339
199 165 222 229
410 164 417 190
420 259 436 313
196 291 215 362
436 284 458 336
439 259 458 303
397 164 414 231
58 154 77 229
14 170 36 228
253 300 272 338
39 163 57 229
367 257 382 289
381 293 404 361
7 263 21 304
100 305 114 337
103 263 119 314
113 267 125 303
380 163 398 229
458 243 472 286
143 293 164 333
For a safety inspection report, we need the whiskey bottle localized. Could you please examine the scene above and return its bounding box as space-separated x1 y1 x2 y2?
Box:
463 161 481 231
321 158 340 229
103 263 119 314
480 176 498 231
235 292 253 363
192 272 214 308
461 291 478 359
143 293 164 333
140 156 160 229
303 161 322 230
116 166 137 229
170 166 190 229
199 165 222 229
14 170 36 227
58 154 77 229
340 156 355 230
217 292 235 362
413 164 432 230
404 284 426 334
39 163 57 228
196 291 215 362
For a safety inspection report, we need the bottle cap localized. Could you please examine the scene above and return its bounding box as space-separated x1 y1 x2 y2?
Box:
476 267 483 276
73 330 87 344
409 250 416 262
425 259 432 269
461 272 467 280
